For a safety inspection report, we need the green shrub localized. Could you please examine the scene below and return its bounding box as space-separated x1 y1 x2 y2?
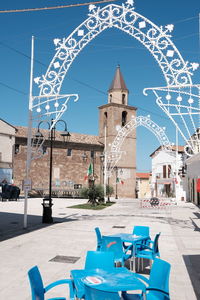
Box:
80 184 113 205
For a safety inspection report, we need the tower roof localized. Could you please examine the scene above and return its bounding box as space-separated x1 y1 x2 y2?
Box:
108 65 129 92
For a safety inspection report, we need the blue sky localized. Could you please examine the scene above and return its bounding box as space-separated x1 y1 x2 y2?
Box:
0 0 200 171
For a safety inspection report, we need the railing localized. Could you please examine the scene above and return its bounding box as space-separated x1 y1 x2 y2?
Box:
29 188 82 198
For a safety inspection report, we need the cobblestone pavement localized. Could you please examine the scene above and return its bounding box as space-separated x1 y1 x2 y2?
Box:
0 197 199 299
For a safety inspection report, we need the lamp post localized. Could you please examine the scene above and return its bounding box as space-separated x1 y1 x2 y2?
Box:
107 162 111 202
82 151 96 203
114 166 118 199
35 119 70 223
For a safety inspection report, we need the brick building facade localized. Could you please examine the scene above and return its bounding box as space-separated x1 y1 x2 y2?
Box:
13 66 137 198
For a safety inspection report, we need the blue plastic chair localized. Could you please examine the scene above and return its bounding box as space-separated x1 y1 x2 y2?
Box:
28 265 75 300
122 258 171 300
85 284 120 300
72 251 115 299
95 227 102 251
132 226 151 250
135 233 161 271
85 250 115 269
133 226 150 237
101 236 133 267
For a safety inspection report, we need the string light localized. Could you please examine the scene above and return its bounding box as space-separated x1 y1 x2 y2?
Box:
0 0 119 14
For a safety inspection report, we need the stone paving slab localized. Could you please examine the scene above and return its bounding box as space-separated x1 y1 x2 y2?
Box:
0 197 199 299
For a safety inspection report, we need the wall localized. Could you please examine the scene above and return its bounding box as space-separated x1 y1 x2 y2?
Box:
186 152 200 205
0 120 16 183
13 141 103 192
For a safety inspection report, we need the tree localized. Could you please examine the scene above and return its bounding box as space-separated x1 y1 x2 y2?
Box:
80 184 113 205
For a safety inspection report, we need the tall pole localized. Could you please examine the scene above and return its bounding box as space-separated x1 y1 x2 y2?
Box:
48 121 54 205
103 122 107 201
92 153 95 203
115 167 118 199
24 36 34 229
175 126 179 202
42 120 54 223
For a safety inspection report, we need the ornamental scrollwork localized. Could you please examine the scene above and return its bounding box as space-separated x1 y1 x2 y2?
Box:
34 2 198 96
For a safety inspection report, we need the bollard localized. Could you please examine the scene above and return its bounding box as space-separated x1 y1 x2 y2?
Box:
42 199 53 223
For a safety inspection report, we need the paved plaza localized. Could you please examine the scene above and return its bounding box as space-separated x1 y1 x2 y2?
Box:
0 197 200 300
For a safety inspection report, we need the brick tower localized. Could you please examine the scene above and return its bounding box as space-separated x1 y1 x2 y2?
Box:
98 65 137 198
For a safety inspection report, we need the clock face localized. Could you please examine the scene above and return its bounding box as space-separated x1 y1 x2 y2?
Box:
116 125 121 131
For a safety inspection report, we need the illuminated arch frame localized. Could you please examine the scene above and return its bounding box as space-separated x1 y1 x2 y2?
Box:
36 2 195 95
107 115 172 174
33 1 199 161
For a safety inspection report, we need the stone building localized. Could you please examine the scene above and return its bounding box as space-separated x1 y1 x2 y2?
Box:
136 173 151 198
0 119 17 183
13 66 137 198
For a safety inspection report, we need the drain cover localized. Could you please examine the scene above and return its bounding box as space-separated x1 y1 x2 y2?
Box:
112 225 126 228
49 255 80 264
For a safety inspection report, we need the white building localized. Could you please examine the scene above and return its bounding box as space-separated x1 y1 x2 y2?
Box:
0 119 17 183
150 146 186 200
136 173 151 198
185 152 200 205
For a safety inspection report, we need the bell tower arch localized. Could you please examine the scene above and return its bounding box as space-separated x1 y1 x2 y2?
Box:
99 66 137 198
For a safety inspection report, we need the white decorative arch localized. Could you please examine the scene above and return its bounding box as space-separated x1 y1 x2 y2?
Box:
31 0 199 158
106 115 172 175
35 2 195 97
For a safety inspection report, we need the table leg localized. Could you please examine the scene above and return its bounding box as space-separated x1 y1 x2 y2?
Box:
130 245 136 272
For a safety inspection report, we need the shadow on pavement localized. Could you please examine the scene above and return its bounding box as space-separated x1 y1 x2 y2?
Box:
183 255 200 300
190 217 200 232
193 212 200 219
0 211 78 242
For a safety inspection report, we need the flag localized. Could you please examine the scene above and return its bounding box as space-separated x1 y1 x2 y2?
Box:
116 177 124 185
84 163 93 181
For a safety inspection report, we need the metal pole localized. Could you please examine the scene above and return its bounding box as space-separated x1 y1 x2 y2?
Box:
42 120 54 223
24 35 34 229
49 122 54 205
92 154 95 203
115 167 118 199
107 175 110 202
175 126 179 202
103 122 107 202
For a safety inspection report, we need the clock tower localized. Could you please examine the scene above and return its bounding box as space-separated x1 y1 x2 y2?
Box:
98 65 137 198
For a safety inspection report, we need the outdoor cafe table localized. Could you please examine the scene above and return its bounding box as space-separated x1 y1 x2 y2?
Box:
71 267 146 299
108 233 150 271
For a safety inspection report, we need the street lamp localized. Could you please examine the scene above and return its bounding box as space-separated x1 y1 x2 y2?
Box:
107 162 111 202
114 166 118 199
35 119 70 223
82 151 96 203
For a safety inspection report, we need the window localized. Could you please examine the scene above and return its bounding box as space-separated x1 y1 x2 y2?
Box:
104 112 108 124
122 111 127 127
163 165 167 178
91 151 95 159
74 184 82 189
122 94 126 104
109 94 112 103
67 149 72 156
15 144 20 154
43 146 47 154
168 165 171 178
0 152 2 161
